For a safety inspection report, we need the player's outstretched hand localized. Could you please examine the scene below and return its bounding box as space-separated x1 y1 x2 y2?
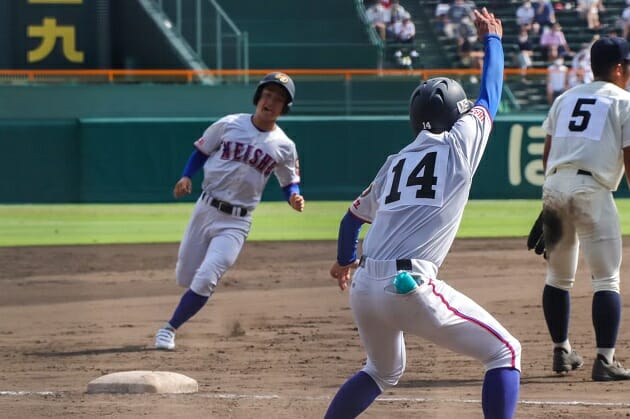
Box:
290 193 305 212
474 7 502 39
173 176 192 198
330 260 359 291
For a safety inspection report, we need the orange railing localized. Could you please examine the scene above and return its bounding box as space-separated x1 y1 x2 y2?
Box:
0 68 551 83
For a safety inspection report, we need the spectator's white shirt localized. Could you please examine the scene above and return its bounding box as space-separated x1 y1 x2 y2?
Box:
571 48 593 85
366 4 390 24
547 62 569 92
622 7 630 23
578 0 599 11
435 3 450 16
516 3 535 26
393 20 416 41
389 4 409 24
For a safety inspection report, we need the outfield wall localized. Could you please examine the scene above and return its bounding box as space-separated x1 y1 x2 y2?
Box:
2 115 622 203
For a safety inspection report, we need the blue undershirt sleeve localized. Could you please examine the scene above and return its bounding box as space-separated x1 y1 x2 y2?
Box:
337 211 365 266
282 183 300 202
181 149 208 178
474 34 504 119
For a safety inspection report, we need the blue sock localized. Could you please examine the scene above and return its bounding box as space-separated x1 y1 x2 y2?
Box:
542 285 570 343
167 289 209 329
324 371 381 419
482 367 520 419
592 290 621 348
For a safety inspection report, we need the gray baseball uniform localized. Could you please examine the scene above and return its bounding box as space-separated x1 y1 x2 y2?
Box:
539 36 630 381
154 71 302 352
178 113 300 297
348 106 521 390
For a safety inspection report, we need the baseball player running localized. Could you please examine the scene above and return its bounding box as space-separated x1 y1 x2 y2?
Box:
324 8 521 419
154 72 305 350
538 37 630 381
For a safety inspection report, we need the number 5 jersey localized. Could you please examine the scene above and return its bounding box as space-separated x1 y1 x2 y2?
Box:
543 81 630 191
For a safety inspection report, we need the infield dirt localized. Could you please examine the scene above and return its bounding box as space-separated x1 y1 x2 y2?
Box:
1 238 630 418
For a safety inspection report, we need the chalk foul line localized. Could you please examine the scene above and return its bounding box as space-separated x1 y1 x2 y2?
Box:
2 391 630 408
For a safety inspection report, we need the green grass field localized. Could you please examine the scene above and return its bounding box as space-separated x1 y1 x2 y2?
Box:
2 199 630 247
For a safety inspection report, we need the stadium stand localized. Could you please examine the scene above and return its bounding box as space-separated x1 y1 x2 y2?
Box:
145 1 630 114
199 0 379 69
404 1 628 112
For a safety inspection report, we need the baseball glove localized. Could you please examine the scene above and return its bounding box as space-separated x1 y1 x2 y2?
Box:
527 210 546 258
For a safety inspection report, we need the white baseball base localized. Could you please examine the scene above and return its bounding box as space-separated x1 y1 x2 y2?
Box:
86 370 198 394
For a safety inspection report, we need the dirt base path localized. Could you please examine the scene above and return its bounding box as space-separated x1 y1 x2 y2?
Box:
1 239 630 418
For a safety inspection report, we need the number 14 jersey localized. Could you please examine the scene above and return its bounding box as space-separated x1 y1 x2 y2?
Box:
349 105 492 268
543 81 630 191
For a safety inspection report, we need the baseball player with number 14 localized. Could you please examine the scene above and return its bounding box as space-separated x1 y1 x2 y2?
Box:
154 72 305 351
325 8 520 419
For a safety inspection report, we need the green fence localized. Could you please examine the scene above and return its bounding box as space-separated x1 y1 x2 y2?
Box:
2 115 626 204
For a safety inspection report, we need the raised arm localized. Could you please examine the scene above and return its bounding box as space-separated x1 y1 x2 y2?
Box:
473 8 504 119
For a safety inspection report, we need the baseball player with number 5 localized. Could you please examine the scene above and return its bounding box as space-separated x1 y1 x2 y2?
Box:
154 72 305 351
324 8 521 419
535 36 630 381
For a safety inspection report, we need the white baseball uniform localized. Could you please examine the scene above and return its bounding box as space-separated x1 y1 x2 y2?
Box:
176 113 300 296
347 106 521 389
542 81 630 292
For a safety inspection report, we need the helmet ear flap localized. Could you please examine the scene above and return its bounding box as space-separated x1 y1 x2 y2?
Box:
253 87 262 107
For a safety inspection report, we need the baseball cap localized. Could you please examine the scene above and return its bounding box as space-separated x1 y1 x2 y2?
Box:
590 37 630 68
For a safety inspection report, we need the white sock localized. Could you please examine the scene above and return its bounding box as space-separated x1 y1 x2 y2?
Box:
553 340 571 353
597 348 615 364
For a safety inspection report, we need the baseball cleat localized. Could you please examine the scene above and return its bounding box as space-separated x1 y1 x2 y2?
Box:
154 326 176 350
552 348 584 373
591 355 630 381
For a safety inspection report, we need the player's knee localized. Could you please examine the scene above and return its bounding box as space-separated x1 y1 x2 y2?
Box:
485 336 522 372
592 275 620 293
362 365 404 390
190 279 216 298
545 276 574 291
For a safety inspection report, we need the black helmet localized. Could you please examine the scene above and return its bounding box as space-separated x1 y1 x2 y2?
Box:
409 77 472 135
252 72 295 114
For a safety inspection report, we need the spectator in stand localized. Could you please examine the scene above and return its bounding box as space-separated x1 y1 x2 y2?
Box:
445 0 475 39
392 12 418 68
449 0 476 21
517 1 536 32
577 0 605 31
457 16 483 82
393 13 416 45
458 37 484 76
435 1 451 36
540 22 573 61
534 0 557 34
386 0 409 40
458 15 477 44
569 41 594 87
621 0 630 40
546 56 569 104
365 0 390 40
517 25 534 83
